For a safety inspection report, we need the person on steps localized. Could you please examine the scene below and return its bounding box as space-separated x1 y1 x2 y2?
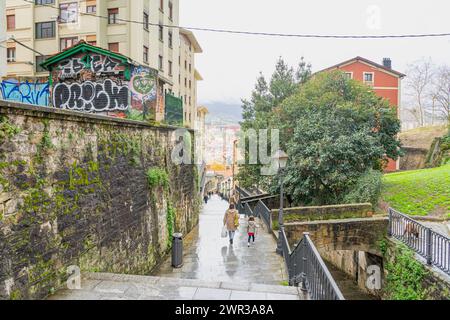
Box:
223 204 239 245
247 216 258 247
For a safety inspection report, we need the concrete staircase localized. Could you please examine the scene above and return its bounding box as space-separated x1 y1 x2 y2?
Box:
49 273 307 300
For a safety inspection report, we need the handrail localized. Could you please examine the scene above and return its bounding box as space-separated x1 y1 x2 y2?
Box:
281 230 345 300
254 200 272 232
389 208 450 275
241 194 278 204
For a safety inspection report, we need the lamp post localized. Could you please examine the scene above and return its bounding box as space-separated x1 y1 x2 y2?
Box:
274 150 288 256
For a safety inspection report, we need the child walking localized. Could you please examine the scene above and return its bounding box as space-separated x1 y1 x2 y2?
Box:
247 216 258 247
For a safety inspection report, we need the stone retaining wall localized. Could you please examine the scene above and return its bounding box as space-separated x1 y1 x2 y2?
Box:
0 102 200 300
272 203 373 224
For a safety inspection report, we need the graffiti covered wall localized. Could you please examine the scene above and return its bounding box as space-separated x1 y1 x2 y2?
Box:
0 78 50 106
50 52 130 117
48 48 159 120
129 65 158 120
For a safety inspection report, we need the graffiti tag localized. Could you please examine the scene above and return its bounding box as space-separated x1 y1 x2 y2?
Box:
91 55 121 74
0 79 50 106
58 58 85 79
53 79 129 112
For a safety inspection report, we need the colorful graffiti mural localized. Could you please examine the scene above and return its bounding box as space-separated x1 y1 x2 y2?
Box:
0 79 50 106
39 42 162 120
129 65 158 120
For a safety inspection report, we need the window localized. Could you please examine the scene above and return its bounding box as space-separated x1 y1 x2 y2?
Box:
344 72 353 79
35 0 55 5
7 48 16 63
168 60 173 76
189 96 191 105
143 46 149 63
169 1 173 20
363 72 374 84
184 60 187 70
108 42 119 52
86 5 96 13
36 55 50 72
143 12 149 30
7 15 15 31
60 37 78 51
108 8 119 24
158 55 163 71
86 34 96 46
35 21 55 39
160 0 164 12
189 80 191 89
184 78 187 87
159 25 164 42
168 31 173 48
60 2 78 23
189 63 191 72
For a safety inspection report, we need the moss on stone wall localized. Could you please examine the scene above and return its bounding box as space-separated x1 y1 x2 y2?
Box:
0 104 200 300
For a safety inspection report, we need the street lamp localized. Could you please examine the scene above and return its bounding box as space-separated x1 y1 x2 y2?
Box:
274 150 288 256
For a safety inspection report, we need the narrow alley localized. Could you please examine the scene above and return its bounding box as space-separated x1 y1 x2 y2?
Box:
154 195 288 285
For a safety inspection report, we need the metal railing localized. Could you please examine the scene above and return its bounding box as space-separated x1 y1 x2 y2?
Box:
253 200 272 232
281 230 345 300
389 208 450 275
235 185 251 198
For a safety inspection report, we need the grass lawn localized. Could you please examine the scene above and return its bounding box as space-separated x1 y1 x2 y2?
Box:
381 164 450 217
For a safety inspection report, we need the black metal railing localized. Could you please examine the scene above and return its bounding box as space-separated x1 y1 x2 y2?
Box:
389 208 450 275
281 230 345 300
235 185 251 198
253 200 272 232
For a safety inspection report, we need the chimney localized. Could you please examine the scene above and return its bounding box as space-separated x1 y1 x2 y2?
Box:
383 58 392 69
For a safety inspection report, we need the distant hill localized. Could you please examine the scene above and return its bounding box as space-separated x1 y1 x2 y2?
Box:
201 101 243 125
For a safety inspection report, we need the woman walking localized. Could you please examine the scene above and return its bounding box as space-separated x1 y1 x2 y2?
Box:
223 204 240 245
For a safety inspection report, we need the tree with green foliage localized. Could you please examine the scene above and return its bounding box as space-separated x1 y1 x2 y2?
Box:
239 64 402 206
238 57 312 190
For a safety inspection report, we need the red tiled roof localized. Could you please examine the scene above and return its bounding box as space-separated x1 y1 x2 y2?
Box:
316 56 406 78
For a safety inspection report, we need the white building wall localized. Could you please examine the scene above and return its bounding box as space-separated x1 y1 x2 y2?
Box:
0 0 7 79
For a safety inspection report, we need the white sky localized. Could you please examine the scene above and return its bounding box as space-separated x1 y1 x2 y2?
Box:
180 0 450 105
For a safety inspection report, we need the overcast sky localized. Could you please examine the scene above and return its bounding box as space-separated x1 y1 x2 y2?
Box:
180 0 450 105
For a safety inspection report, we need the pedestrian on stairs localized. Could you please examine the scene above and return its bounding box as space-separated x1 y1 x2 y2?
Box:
247 216 258 247
223 204 240 245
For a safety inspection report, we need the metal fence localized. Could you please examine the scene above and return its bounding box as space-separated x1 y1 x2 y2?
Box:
281 230 345 300
389 208 450 275
253 200 272 232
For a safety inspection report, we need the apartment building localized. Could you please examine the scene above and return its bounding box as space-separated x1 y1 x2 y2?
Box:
4 0 203 128
0 0 6 78
178 28 202 128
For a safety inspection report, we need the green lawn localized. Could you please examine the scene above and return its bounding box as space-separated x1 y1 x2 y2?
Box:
381 164 450 217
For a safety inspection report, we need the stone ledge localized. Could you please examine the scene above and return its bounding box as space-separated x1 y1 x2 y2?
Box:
0 101 193 132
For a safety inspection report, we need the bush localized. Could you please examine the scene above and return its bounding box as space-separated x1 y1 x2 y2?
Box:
146 168 169 190
343 169 382 207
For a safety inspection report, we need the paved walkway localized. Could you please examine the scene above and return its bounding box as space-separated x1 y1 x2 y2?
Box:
48 195 298 300
49 273 303 300
154 195 288 285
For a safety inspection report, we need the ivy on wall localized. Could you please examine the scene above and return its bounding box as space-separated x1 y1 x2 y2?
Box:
383 243 428 300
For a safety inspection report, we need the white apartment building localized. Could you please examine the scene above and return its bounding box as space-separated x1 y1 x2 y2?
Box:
0 0 6 78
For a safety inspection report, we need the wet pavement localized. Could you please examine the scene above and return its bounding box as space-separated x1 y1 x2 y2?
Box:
154 195 288 285
49 273 303 300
